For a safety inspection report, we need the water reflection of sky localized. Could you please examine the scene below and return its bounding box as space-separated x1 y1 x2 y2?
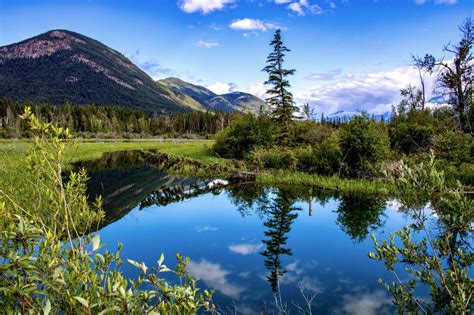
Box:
97 190 411 314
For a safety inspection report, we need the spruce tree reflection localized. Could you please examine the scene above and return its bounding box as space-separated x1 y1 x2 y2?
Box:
335 193 387 242
260 188 300 308
226 184 271 218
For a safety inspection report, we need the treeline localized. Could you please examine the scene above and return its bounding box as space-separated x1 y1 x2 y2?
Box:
0 99 235 138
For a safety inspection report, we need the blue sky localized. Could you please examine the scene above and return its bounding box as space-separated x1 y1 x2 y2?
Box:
0 0 472 114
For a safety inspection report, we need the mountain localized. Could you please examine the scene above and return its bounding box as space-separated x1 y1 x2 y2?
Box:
209 92 266 113
158 77 266 113
0 30 266 114
158 77 216 104
0 30 186 113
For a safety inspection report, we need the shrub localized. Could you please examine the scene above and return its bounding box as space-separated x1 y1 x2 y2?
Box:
339 114 389 177
433 130 472 165
213 113 275 159
369 155 473 313
246 135 342 176
247 146 300 171
292 121 334 146
311 135 342 175
389 122 435 154
389 110 453 154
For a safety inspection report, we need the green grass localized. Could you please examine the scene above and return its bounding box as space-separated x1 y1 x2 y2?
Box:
258 169 395 195
0 139 394 195
67 140 218 163
0 138 220 165
0 139 227 211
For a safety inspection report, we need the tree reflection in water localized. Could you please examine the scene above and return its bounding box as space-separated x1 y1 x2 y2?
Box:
259 188 301 312
335 193 387 242
78 152 391 311
227 185 389 312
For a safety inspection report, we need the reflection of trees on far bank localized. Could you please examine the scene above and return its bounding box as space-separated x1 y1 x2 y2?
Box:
78 152 399 312
335 193 387 242
226 185 390 310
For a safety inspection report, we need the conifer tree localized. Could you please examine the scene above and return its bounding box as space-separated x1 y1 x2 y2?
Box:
262 29 297 137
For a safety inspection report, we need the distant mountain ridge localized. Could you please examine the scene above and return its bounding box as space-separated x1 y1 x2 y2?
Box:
0 30 265 113
157 77 265 113
327 110 391 121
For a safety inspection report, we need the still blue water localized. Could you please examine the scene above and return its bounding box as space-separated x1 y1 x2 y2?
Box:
77 151 415 314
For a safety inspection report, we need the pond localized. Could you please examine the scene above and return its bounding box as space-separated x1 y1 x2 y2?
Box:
75 150 414 314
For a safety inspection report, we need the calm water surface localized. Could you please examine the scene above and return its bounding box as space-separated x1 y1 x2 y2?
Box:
76 151 416 314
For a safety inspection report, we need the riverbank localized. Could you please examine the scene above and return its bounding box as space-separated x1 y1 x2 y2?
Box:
0 139 395 195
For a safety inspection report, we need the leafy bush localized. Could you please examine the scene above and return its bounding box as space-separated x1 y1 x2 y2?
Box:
369 155 473 313
433 130 472 165
0 108 215 314
0 213 215 314
291 121 334 146
246 135 342 176
389 110 453 154
389 121 435 154
311 135 342 175
339 114 389 177
213 113 275 159
247 146 300 171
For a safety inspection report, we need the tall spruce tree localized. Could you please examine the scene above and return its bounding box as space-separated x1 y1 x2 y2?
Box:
262 29 297 138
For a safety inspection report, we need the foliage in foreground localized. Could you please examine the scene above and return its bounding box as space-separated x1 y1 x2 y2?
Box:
369 155 473 313
0 107 215 314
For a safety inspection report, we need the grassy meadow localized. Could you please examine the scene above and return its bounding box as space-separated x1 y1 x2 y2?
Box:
0 138 395 197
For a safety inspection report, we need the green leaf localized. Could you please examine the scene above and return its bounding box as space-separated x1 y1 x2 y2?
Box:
160 265 172 273
127 259 140 269
74 296 89 308
43 298 51 315
98 306 120 315
141 263 148 274
158 253 165 266
368 252 377 259
92 235 100 251
95 253 105 264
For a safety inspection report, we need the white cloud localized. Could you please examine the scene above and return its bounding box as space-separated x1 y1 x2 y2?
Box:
435 0 457 4
243 31 259 38
275 0 293 3
195 40 220 48
194 225 218 232
130 51 175 80
288 2 305 15
299 276 324 294
415 0 457 4
179 0 235 14
286 259 304 275
209 23 222 31
337 291 392 315
247 82 268 99
229 18 280 31
188 260 245 298
229 243 263 255
330 1 337 9
141 62 174 79
207 81 238 94
287 0 323 16
305 68 342 81
296 64 441 116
